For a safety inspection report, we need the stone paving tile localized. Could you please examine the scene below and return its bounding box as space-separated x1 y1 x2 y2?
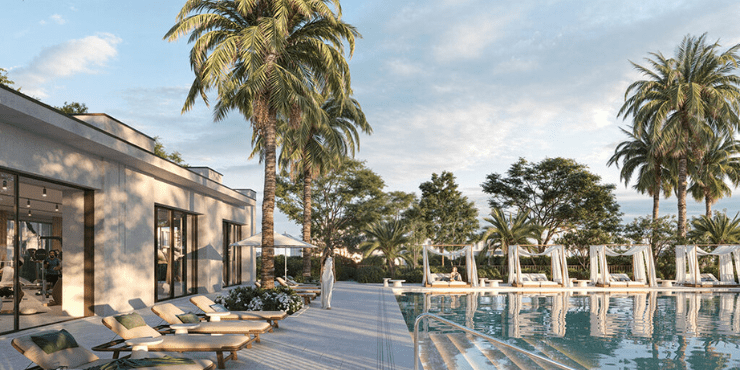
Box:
0 281 414 370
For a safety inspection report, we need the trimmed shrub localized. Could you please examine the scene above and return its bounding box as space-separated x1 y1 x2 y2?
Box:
214 286 303 314
395 267 423 283
356 266 385 283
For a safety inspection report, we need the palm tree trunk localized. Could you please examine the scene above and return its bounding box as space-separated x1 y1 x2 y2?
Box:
261 114 277 289
704 188 712 217
677 155 688 239
651 167 661 252
302 163 313 278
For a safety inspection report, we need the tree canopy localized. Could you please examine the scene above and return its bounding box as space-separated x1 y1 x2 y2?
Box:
56 101 88 114
482 157 622 247
416 171 479 245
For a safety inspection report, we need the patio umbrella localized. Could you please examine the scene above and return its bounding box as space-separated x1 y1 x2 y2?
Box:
230 232 318 279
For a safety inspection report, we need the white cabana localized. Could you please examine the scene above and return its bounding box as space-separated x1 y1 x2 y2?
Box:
589 245 657 287
507 245 571 287
422 244 479 287
676 245 740 286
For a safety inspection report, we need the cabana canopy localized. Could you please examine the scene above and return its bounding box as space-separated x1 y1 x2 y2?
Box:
507 245 571 287
676 245 740 285
422 244 479 287
589 245 657 287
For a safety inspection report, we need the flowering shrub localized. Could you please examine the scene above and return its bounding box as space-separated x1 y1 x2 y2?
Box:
214 286 303 314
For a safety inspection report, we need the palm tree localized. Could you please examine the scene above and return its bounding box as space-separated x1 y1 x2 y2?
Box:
360 219 409 277
688 212 740 244
165 0 358 288
619 34 740 239
607 125 674 222
286 96 370 277
688 134 740 217
480 208 539 264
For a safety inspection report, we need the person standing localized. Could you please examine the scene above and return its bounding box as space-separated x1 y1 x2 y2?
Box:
321 251 335 310
44 250 61 289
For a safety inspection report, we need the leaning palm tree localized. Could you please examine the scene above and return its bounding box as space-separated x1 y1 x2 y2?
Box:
688 134 740 217
480 208 539 265
608 125 674 222
360 219 409 277
619 34 740 239
688 212 740 244
165 0 358 288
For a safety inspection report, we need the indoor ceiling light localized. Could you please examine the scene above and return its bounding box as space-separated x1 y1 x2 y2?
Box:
26 199 30 207
2 180 6 190
55 204 59 212
27 209 31 217
42 187 47 197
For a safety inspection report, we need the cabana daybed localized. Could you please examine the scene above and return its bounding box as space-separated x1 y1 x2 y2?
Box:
422 244 479 288
508 245 571 288
590 245 657 287
676 245 740 287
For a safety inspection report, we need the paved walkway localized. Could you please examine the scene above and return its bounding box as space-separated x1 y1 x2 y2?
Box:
0 282 415 370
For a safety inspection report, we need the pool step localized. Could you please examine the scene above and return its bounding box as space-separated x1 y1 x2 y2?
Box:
419 333 569 370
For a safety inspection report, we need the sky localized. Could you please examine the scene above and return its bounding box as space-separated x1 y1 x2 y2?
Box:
4 0 740 236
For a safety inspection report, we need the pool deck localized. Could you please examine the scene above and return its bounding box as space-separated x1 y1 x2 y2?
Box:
0 281 415 370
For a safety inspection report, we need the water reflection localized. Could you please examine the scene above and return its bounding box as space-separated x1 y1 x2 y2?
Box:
398 291 740 369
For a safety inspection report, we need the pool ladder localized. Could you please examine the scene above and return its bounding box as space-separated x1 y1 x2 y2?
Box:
413 313 578 370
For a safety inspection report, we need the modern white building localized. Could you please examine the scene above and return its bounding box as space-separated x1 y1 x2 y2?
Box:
0 85 257 333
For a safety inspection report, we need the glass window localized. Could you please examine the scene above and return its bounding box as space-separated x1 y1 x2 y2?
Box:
223 222 242 287
155 207 197 302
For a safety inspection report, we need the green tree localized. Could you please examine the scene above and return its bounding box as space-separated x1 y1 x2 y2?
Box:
153 137 188 166
622 215 677 260
482 157 622 250
0 68 17 89
276 159 406 255
480 208 539 265
56 101 88 114
688 134 740 217
619 34 740 239
360 219 408 276
417 171 479 252
166 0 358 288
608 125 674 222
688 212 740 244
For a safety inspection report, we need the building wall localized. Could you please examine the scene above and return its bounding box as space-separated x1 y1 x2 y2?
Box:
0 88 256 318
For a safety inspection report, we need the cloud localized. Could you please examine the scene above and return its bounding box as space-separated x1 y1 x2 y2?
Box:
433 13 510 61
50 14 66 25
12 33 121 98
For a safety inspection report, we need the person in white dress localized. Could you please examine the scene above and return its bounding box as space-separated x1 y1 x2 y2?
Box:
321 255 335 310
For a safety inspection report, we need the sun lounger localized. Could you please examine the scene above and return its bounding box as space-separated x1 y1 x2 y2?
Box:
190 295 287 329
97 312 252 369
12 329 216 370
512 273 562 288
276 277 321 294
151 303 271 343
595 273 646 288
427 272 470 287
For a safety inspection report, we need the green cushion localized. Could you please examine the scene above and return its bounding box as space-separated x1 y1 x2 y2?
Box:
209 303 228 312
30 329 79 354
114 313 147 329
176 312 200 323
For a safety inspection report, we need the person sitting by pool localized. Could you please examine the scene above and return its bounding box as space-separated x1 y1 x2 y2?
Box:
450 267 462 282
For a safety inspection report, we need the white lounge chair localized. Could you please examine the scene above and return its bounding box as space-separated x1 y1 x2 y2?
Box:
190 295 287 329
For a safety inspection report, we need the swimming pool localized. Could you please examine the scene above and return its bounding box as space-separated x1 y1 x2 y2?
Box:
397 291 740 369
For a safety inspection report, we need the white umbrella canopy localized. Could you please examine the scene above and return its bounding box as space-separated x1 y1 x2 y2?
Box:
230 232 318 279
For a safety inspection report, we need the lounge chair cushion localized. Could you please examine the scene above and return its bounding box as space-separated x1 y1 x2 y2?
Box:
192 296 286 320
103 315 162 340
153 303 271 334
114 312 147 329
31 329 79 354
13 330 99 369
176 312 200 323
209 303 229 312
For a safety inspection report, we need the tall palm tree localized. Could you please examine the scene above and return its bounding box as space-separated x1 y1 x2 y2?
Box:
688 212 740 244
688 134 740 217
619 34 740 239
360 219 409 277
607 125 674 222
273 95 370 277
480 208 539 264
165 0 358 288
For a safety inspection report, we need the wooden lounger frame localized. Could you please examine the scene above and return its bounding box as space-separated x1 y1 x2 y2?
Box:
92 325 249 369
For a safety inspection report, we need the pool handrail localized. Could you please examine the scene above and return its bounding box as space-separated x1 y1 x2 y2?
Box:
413 312 577 370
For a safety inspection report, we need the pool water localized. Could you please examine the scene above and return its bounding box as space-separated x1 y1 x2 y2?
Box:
397 292 740 369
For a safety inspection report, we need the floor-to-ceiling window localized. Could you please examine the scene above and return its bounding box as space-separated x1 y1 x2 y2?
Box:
155 206 197 302
0 170 85 334
223 221 243 287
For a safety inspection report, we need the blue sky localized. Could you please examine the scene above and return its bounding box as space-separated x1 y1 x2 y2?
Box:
5 0 740 235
